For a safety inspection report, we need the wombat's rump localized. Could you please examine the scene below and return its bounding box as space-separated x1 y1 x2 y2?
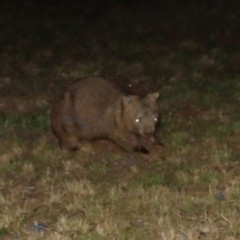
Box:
50 77 160 153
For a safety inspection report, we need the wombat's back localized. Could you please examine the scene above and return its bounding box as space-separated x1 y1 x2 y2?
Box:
70 78 121 112
68 78 122 138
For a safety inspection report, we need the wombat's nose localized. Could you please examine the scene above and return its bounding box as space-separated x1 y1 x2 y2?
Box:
145 126 155 134
139 127 154 137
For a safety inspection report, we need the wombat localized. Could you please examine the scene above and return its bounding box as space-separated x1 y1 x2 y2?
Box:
50 77 160 153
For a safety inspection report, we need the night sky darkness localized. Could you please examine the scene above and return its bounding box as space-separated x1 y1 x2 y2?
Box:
0 0 239 92
1 0 239 51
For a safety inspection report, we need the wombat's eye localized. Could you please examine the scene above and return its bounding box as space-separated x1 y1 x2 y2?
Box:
135 118 140 123
154 117 158 122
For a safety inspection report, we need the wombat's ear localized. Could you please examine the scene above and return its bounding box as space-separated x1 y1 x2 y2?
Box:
122 96 130 104
122 95 138 105
152 92 159 99
147 92 159 100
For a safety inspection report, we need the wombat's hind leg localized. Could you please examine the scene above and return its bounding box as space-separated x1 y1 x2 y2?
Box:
59 134 79 151
137 146 149 154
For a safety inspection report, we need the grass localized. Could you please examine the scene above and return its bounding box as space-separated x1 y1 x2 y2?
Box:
1 0 240 239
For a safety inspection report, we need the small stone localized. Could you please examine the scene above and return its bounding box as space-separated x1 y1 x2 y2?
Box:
198 221 209 236
133 219 142 227
181 233 188 240
215 192 224 201
26 186 35 191
13 235 19 240
125 157 138 166
29 221 47 233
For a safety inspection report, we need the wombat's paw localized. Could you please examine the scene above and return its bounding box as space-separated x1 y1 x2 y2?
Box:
136 146 150 154
150 136 155 144
60 138 79 151
61 144 79 151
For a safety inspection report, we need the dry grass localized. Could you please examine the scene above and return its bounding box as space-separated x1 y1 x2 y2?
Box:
1 1 240 239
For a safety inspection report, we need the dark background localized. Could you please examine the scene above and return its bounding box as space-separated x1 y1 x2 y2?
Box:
0 0 239 98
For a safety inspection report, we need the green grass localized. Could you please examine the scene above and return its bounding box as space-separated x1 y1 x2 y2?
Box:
1 1 240 239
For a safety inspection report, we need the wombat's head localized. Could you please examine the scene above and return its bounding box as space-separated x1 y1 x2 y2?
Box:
121 92 159 137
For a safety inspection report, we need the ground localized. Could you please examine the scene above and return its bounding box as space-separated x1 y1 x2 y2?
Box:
0 0 240 239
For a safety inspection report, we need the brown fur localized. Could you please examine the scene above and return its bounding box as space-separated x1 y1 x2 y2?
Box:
50 77 160 153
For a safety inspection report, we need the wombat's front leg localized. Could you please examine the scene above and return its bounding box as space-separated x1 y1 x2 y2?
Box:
110 132 144 153
58 121 79 151
59 134 79 151
138 135 165 153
